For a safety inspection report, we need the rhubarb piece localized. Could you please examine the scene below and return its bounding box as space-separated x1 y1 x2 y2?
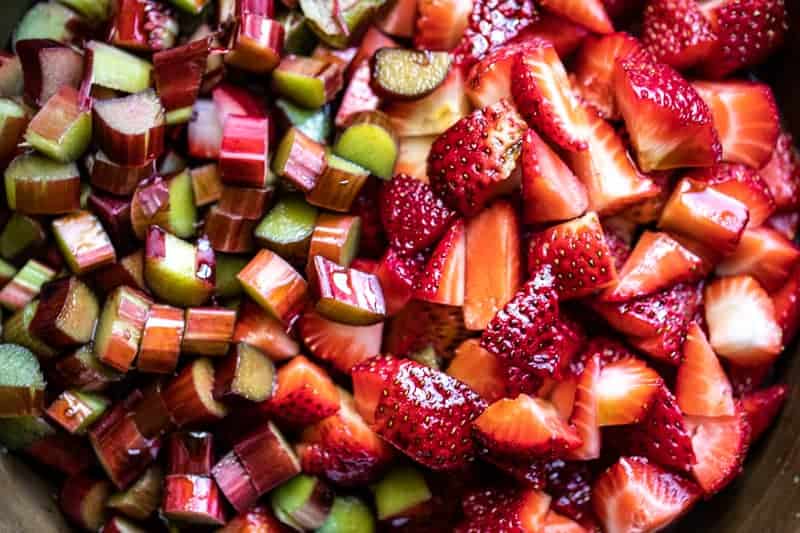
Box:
272 55 343 109
163 474 225 525
144 227 215 307
138 304 184 374
131 380 174 439
318 496 375 533
371 48 451 101
310 255 385 325
131 172 196 240
226 14 284 74
16 39 84 106
0 213 45 261
25 85 90 162
212 450 260 513
307 154 370 212
217 184 272 220
3 301 58 359
271 475 334 530
13 4 82 48
93 90 165 166
4 152 80 214
168 0 210 14
93 286 152 372
168 431 212 476
58 0 111 20
163 358 228 427
85 192 136 255
182 307 236 356
300 0 386 48
219 116 271 187
89 151 155 195
89 408 160 489
215 254 248 299
336 60 380 128
190 164 222 207
214 343 275 403
87 41 152 94
334 111 397 179
237 249 307 325
188 99 224 159
308 214 361 267
0 343 44 418
106 466 163 521
53 210 116 274
0 98 28 162
281 11 317 55
205 205 257 253
110 0 178 52
52 345 123 392
0 260 55 312
273 127 327 192
46 389 109 434
275 98 331 142
372 466 432 520
60 475 112 532
254 193 317 258
25 431 92 476
0 259 16 287
30 277 98 347
233 298 300 361
234 421 301 493
153 39 209 119
92 251 147 294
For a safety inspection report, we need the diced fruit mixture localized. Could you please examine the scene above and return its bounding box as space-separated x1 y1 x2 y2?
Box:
0 0 796 532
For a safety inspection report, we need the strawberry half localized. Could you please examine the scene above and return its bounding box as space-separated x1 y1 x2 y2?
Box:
457 486 551 533
521 128 589 224
298 310 383 374
761 128 800 212
447 339 507 403
614 51 721 172
352 355 487 470
592 456 701 533
642 0 717 70
528 212 618 299
511 39 587 152
374 247 427 315
716 227 800 292
384 299 469 358
415 0 473 51
692 81 780 169
687 163 776 228
741 384 789 442
473 394 582 458
427 99 527 216
465 42 538 109
596 357 663 426
568 354 601 460
676 323 736 417
704 275 783 367
379 174 456 255
538 0 614 34
454 0 539 68
414 218 465 306
268 356 340 427
685 408 750 495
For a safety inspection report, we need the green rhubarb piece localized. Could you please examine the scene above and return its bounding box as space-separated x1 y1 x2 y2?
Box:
3 301 58 359
57 0 112 21
13 2 81 49
280 11 317 56
299 0 387 48
167 170 197 239
0 214 45 260
168 0 211 15
25 88 92 163
166 106 193 125
0 416 54 451
275 99 331 143
4 153 79 211
272 56 340 109
0 259 17 284
333 114 398 179
1 260 56 311
58 390 109 433
255 195 318 259
317 496 375 533
87 41 153 94
372 466 432 520
215 254 248 299
107 465 163 520
70 345 124 387
144 231 213 307
0 344 44 389
271 474 331 530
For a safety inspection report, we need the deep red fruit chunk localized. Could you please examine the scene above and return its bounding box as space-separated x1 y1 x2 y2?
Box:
741 384 789 442
642 0 717 70
268 356 340 427
413 218 465 306
685 407 750 495
456 486 551 533
761 128 800 212
538 0 614 34
545 459 597 527
454 0 539 68
687 163 776 228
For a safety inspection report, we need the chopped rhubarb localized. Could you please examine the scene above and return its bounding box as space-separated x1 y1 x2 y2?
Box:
53 210 117 274
225 14 284 74
307 154 370 212
272 55 344 109
0 98 28 162
233 421 301 493
182 307 237 356
168 431 213 476
308 213 361 268
86 192 136 255
254 194 318 259
52 345 123 392
30 277 99 347
233 298 301 361
93 90 165 166
138 304 185 374
219 115 270 188
144 227 215 307
163 357 228 427
309 255 386 326
212 450 260 513
190 163 223 207
110 0 178 52
46 389 109 435
106 465 163 521
0 259 55 312
273 127 327 192
89 151 156 195
93 286 152 372
131 172 196 240
16 39 84 107
0 343 45 418
162 474 225 525
60 475 113 532
214 342 276 403
237 249 308 325
4 152 80 215
205 205 257 253
89 408 161 489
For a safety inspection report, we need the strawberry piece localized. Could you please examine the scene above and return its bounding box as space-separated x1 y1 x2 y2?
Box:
642 0 717 70
542 510 591 533
692 81 780 169
567 108 660 215
688 163 776 228
386 69 471 138
465 42 537 109
473 394 582 457
705 275 782 367
573 336 638 375
521 128 588 224
384 300 469 358
352 355 487 470
572 32 642 120
511 40 587 152
447 339 507 403
601 218 634 270
414 219 466 306
676 323 736 417
374 247 427 315
717 227 800 292
415 0 474 51
545 459 598 528
298 310 383 374
427 99 527 216
697 0 788 79
269 356 340 427
568 354 601 460
464 200 522 330
592 456 701 533
350 178 386 258
602 231 708 302
614 51 721 172
297 390 393 486
395 136 434 183
760 128 800 212
741 384 788 442
538 0 613 34
772 262 800 343
454 0 539 68
457 487 551 533
513 12 590 57
528 212 618 299
597 357 662 426
379 174 456 255
685 408 750 495
482 453 549 488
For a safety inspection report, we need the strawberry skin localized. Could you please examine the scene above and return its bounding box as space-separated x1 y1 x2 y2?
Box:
352 355 487 470
513 12 590 58
741 384 789 442
428 99 527 216
760 128 800 212
545 459 598 528
642 0 717 70
374 247 427 315
466 42 539 109
269 355 340 427
538 0 614 34
457 486 551 533
454 0 540 68
685 407 750 495
676 322 736 418
414 218 466 306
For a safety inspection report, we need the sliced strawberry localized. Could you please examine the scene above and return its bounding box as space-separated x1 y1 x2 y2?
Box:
567 108 660 215
602 231 708 302
374 247 427 315
528 212 618 299
298 310 383 374
772 262 800 343
592 456 701 533
704 275 782 367
726 362 773 397
504 364 548 397
350 178 386 258
692 81 780 169
521 128 588 224
269 355 340 427
352 355 487 470
642 0 717 69
297 389 393 486
384 299 469 358
457 487 551 532
447 339 507 403
688 163 776 228
545 459 598 527
596 357 662 426
538 0 613 34
616 169 674 225
427 99 527 216
549 377 578 420
676 323 736 417
454 0 539 68
568 354 600 460
415 0 473 51
511 39 587 152
760 128 800 212
571 32 642 120
395 136 434 183
685 408 750 495
573 336 638 374
542 510 590 533
741 384 788 441
414 219 465 306
601 217 634 270
465 42 537 109
717 227 800 292
766 211 800 241
614 51 721 172
697 0 788 79
512 12 590 58
380 174 457 255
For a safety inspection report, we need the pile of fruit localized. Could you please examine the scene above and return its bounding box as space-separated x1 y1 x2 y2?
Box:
0 0 795 531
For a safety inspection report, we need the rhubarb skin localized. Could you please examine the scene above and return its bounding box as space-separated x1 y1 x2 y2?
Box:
233 298 300 361
205 205 257 253
138 304 184 373
89 410 161 489
220 115 270 188
225 14 284 74
30 276 99 347
163 474 226 525
218 185 272 220
89 151 155 196
86 192 137 255
163 358 228 427
310 255 387 326
93 286 153 372
53 210 117 274
212 450 261 513
59 474 113 532
154 37 210 111
237 249 308 326
4 153 81 215
190 163 223 207
182 307 237 356
110 0 179 52
233 421 301 493
168 431 213 476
